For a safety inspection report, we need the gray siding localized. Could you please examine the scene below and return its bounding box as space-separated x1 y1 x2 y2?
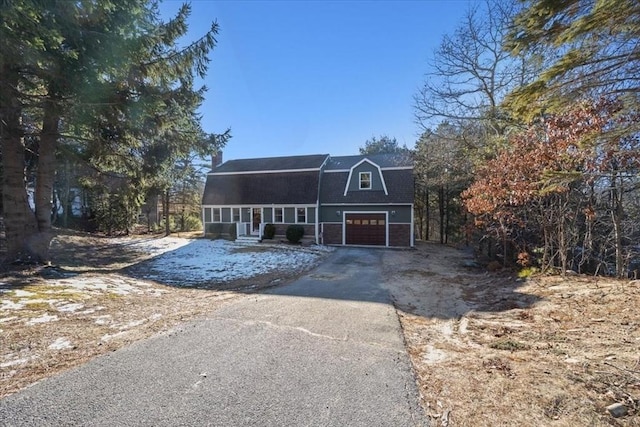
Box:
320 205 412 223
346 162 385 192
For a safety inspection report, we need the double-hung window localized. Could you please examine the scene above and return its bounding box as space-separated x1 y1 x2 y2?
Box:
203 208 212 223
359 172 371 189
212 208 221 222
274 207 284 223
296 207 306 223
232 208 240 222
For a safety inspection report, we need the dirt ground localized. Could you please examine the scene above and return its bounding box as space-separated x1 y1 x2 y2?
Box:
382 242 640 426
0 231 326 399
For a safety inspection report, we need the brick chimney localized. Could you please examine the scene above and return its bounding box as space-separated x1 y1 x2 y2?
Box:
212 151 223 169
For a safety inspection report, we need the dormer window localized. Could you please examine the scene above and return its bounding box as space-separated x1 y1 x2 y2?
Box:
359 172 371 189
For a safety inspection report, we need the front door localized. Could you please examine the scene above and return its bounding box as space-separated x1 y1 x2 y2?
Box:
252 208 261 235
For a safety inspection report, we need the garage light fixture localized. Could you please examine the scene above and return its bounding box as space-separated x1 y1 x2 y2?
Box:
336 210 341 216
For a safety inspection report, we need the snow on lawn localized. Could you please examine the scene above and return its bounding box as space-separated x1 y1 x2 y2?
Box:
0 237 331 324
123 236 192 257
48 338 73 350
141 239 328 285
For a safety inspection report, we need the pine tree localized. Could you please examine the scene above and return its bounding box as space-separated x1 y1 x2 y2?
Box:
0 1 224 261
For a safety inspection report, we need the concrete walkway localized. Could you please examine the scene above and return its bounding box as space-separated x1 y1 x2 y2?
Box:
0 248 427 426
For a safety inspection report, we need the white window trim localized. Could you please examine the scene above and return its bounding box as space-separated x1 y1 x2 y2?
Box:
212 207 221 222
343 158 389 196
296 207 306 224
203 207 212 223
274 207 284 223
359 172 372 190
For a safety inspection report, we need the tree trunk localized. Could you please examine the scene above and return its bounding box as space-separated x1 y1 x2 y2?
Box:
611 172 625 278
438 186 445 244
164 188 170 236
444 185 450 244
0 66 39 263
425 187 430 241
31 97 60 263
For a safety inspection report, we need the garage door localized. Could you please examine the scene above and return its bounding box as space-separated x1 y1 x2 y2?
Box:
345 213 386 246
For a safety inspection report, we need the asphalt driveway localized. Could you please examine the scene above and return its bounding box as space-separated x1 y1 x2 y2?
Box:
0 248 426 426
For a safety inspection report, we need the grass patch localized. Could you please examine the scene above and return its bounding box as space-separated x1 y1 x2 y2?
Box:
22 301 52 312
518 267 539 278
489 339 530 351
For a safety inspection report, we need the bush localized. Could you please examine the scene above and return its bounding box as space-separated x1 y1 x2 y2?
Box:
286 225 304 243
180 214 202 232
263 223 276 239
156 216 177 233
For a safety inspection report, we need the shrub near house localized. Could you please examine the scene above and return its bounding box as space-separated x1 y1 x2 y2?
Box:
286 225 304 243
263 223 276 239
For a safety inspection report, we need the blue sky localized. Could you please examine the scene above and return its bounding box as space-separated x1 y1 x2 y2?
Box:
159 0 474 161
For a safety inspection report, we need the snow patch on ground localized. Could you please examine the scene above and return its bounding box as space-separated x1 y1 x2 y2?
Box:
117 319 146 330
119 236 192 257
14 290 35 298
101 331 127 341
142 239 326 285
1 238 331 325
94 315 112 325
55 276 149 295
79 306 104 315
1 300 25 310
56 303 85 313
48 337 73 350
0 356 37 368
26 314 59 326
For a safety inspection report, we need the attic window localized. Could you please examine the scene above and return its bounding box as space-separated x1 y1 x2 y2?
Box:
359 172 371 189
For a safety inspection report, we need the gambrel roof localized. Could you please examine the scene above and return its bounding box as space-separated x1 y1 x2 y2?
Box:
323 153 413 171
202 152 413 206
202 171 321 205
210 154 329 174
319 169 414 204
203 154 330 205
319 153 414 204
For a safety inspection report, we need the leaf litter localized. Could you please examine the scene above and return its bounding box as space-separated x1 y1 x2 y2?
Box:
382 242 640 426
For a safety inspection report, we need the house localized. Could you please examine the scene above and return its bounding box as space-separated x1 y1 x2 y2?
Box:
201 152 414 247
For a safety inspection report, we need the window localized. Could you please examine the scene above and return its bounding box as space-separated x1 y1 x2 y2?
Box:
297 207 306 223
275 207 284 223
213 208 221 222
232 208 240 222
203 208 212 223
359 172 371 189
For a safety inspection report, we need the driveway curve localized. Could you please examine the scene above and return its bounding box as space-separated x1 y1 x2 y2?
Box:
0 248 426 426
